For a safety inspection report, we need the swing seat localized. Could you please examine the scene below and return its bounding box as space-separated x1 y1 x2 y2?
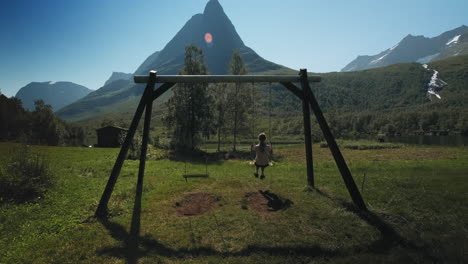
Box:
248 161 274 166
183 174 209 178
183 174 209 181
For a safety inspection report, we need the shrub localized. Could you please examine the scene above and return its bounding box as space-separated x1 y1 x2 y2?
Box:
153 135 171 150
127 134 142 160
0 144 53 202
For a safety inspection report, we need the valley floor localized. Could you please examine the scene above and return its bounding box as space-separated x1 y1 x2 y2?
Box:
0 142 467 263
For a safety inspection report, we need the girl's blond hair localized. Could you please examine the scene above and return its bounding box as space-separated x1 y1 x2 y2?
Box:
258 133 267 152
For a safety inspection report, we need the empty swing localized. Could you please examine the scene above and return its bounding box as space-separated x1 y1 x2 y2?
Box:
182 141 210 181
181 83 210 181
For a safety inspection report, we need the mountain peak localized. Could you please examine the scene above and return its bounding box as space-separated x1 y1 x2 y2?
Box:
104 72 132 86
204 0 223 15
134 0 247 75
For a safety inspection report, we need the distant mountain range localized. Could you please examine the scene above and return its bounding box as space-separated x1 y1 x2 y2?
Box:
56 0 291 121
15 81 92 112
49 0 468 123
341 25 468 72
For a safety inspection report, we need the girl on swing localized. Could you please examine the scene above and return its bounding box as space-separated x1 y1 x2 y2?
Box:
251 132 273 180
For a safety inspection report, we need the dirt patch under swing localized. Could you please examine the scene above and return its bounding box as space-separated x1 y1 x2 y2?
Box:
175 192 220 217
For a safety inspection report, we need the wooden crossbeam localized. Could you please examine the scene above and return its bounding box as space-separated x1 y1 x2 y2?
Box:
134 74 321 84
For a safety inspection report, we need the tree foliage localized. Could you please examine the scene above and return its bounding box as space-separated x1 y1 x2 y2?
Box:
163 44 214 150
0 96 85 146
211 83 229 151
226 51 252 151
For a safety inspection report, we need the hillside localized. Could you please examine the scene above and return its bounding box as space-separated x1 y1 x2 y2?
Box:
56 80 145 122
264 55 467 115
15 81 92 112
296 55 467 137
73 55 468 144
243 55 468 138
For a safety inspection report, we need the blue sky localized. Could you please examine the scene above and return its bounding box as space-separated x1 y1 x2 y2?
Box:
1 0 467 96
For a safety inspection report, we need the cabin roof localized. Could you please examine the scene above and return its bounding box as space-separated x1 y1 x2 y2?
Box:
96 125 128 132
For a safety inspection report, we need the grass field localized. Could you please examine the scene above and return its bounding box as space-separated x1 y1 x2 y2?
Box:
0 141 467 263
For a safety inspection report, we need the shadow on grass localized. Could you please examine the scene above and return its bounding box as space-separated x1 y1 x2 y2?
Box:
96 152 145 264
95 182 431 263
259 190 293 211
97 222 343 261
96 180 342 262
315 188 408 251
315 188 437 261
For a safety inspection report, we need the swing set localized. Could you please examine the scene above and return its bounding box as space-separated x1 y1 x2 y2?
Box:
95 69 367 217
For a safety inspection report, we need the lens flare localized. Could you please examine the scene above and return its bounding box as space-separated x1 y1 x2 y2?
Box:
204 33 213 43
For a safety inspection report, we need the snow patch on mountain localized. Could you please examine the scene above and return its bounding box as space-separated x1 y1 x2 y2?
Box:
361 42 401 66
370 53 388 64
370 49 393 64
446 35 461 46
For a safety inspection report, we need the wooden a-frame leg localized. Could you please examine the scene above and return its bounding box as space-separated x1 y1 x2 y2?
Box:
95 71 157 217
300 69 367 211
300 76 315 187
136 93 153 196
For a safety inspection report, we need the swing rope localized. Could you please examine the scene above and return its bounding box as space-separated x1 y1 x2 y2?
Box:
182 84 209 181
250 82 256 161
268 85 272 142
249 84 274 164
252 82 256 140
268 85 273 164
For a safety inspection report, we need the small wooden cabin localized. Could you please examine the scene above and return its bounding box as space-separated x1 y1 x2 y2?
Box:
96 126 127 147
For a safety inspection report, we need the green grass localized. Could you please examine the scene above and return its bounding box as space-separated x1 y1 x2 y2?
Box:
320 139 404 150
0 141 467 263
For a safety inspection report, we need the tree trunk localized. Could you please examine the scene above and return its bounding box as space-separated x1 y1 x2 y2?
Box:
190 86 195 150
217 127 221 152
233 117 237 151
233 84 239 151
